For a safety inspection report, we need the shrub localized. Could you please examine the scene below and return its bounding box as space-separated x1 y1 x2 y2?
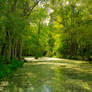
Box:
0 56 24 79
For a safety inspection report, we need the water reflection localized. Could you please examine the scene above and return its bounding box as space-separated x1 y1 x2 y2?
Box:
0 63 62 92
0 62 91 92
41 84 50 92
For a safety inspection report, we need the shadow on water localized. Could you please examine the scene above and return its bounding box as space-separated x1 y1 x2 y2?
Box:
0 64 55 92
0 61 92 92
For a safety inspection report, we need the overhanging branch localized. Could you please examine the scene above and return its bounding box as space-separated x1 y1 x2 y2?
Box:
27 0 41 17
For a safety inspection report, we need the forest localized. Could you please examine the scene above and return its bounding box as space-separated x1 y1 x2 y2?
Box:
0 0 92 61
0 0 92 92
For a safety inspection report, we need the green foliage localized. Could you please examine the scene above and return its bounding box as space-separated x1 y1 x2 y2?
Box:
0 0 92 63
0 56 24 79
48 0 92 61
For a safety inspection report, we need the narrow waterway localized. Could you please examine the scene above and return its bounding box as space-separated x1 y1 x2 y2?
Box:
0 60 92 92
0 61 64 92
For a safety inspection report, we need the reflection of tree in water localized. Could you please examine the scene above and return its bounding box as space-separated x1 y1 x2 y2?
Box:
3 72 28 92
45 66 64 92
1 64 55 92
1 62 91 92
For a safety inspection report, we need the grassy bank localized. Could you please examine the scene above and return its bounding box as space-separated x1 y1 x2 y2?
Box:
0 56 24 79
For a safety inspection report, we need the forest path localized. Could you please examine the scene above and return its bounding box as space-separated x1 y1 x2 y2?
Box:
0 58 92 92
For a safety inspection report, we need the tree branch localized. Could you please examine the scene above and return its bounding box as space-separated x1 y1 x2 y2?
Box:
26 0 41 18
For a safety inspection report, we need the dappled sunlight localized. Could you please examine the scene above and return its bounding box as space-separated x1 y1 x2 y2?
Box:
0 59 92 92
0 0 92 92
24 57 64 62
63 79 92 92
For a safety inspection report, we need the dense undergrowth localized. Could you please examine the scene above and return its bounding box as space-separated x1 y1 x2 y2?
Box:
0 56 24 79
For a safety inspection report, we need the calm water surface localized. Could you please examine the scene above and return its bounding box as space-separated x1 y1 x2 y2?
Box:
0 61 92 92
0 61 64 92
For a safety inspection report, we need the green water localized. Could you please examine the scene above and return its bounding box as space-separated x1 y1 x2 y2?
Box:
0 61 92 92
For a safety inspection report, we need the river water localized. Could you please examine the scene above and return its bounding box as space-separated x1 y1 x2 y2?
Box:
0 61 92 92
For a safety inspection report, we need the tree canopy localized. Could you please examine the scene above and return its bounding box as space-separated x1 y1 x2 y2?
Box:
0 0 92 61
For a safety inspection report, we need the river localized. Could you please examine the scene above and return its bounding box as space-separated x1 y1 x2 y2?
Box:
0 59 92 92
